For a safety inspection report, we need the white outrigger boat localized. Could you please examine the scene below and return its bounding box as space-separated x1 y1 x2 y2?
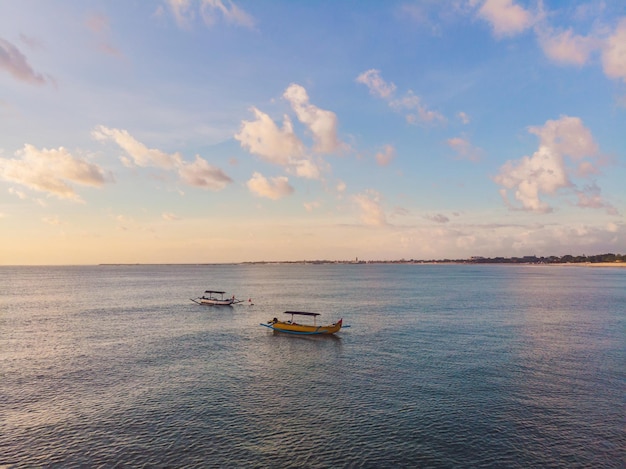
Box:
191 290 243 306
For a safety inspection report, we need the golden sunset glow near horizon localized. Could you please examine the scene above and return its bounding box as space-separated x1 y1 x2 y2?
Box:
1 0 625 265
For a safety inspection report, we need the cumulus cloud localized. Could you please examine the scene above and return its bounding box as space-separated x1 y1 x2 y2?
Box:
234 108 305 166
353 190 387 226
447 137 482 162
0 37 50 85
534 17 626 83
246 172 294 200
290 158 322 180
472 0 626 84
164 0 254 29
93 125 232 191
602 18 626 82
235 85 343 180
283 84 343 154
537 27 599 66
0 144 108 202
375 144 395 166
575 184 618 215
476 0 534 38
494 115 613 214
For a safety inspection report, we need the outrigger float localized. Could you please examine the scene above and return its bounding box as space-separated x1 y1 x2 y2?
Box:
260 311 344 335
191 290 243 306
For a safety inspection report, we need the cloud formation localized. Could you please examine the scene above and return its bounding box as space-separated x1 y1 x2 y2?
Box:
472 1 626 83
234 108 305 166
447 137 482 162
235 84 343 181
247 172 294 200
475 0 534 38
375 144 395 166
494 115 614 214
164 0 254 29
93 125 232 191
602 18 626 82
283 84 343 154
0 37 50 85
0 144 108 201
356 69 397 98
357 69 444 124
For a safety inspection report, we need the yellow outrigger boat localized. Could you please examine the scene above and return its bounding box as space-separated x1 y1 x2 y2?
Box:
261 311 343 335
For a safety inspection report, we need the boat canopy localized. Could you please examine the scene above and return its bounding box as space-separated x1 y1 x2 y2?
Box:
283 311 320 317
204 290 225 294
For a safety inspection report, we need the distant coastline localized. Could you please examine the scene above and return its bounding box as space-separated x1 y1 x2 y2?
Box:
241 253 626 267
95 253 626 267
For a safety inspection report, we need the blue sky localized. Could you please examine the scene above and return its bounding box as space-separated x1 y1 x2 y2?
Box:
1 0 624 264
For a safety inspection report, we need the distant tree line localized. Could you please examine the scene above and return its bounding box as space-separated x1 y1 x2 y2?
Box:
469 253 625 264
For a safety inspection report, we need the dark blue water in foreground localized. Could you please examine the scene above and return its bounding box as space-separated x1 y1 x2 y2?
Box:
1 264 624 468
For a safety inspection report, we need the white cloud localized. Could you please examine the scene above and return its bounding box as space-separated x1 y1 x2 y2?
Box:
375 144 395 166
357 70 444 124
92 125 181 169
165 0 254 29
235 85 342 180
200 0 255 28
356 69 397 98
353 190 387 226
602 17 626 82
246 172 294 200
447 137 482 162
476 0 534 38
575 184 618 215
0 37 50 85
290 158 322 180
283 84 343 154
93 125 232 190
234 107 305 166
390 91 445 124
494 115 610 213
537 28 599 66
177 155 233 190
0 144 108 202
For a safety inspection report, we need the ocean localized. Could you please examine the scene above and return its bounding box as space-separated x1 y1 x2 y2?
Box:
1 264 624 468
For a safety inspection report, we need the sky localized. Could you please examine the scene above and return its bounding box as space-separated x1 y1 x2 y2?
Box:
1 0 625 265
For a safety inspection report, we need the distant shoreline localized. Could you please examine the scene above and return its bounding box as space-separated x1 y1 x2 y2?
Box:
91 261 626 268
548 262 626 268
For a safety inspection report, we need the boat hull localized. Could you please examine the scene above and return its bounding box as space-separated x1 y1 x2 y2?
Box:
198 298 234 306
261 319 343 335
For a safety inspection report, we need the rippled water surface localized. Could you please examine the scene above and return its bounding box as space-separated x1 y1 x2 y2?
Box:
1 264 624 468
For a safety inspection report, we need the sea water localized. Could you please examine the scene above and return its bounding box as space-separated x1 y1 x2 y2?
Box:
1 264 624 468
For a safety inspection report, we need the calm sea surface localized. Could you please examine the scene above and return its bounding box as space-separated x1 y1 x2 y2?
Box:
1 264 624 468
